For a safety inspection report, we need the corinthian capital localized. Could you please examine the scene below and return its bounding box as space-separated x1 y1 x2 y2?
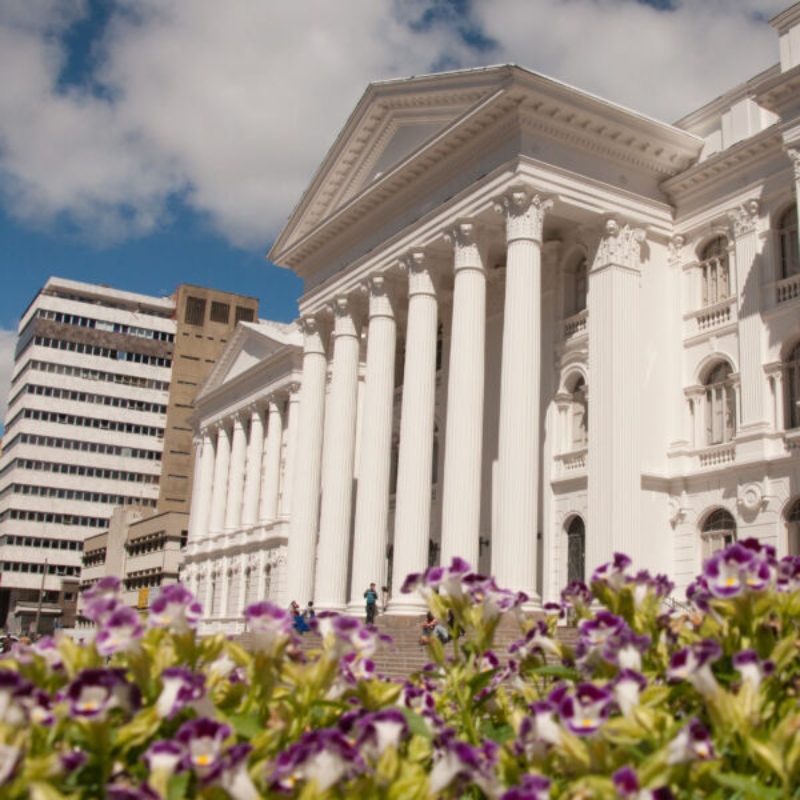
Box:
786 147 800 182
592 218 646 271
361 275 398 319
326 294 363 338
445 221 486 273
297 314 328 355
399 250 439 298
727 199 760 238
494 187 552 244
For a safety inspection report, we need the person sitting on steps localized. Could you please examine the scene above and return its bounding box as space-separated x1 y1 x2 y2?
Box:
419 611 451 646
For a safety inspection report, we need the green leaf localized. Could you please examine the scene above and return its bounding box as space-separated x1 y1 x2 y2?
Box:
399 707 432 740
167 771 192 800
528 664 581 681
225 712 264 740
479 721 515 744
712 772 783 799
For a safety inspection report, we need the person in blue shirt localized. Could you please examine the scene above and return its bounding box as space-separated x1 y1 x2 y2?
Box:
363 582 378 625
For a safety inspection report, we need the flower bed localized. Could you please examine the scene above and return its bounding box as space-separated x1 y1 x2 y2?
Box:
1 539 799 798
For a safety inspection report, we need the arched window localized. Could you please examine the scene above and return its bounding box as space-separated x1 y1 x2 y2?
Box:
571 377 588 449
701 508 736 560
778 205 799 280
700 237 730 306
786 498 800 556
704 362 736 445
566 516 585 584
786 342 800 430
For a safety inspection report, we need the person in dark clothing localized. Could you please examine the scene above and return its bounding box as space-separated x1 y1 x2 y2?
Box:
364 582 378 625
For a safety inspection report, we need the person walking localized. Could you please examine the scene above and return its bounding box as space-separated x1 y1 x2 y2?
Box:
364 582 378 625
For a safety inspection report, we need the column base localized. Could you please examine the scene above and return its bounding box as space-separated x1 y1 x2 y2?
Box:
521 593 543 613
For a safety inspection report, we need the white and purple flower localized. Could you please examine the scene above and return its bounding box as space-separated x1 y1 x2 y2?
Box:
155 667 206 719
63 668 141 721
148 584 203 632
666 718 714 764
175 717 232 780
558 683 613 736
95 605 144 657
243 601 294 654
499 774 552 800
667 639 722 697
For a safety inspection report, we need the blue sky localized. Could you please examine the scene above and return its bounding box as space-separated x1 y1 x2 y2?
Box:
0 0 789 424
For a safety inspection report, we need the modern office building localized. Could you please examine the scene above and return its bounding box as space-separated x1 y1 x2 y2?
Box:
186 4 800 630
0 278 258 633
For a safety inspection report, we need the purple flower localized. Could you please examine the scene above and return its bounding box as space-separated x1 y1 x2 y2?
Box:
429 732 499 797
105 783 160 800
703 542 775 598
59 749 88 774
733 649 774 691
156 667 206 719
612 669 647 716
268 729 365 792
148 584 202 631
613 766 641 798
667 718 714 764
592 552 632 590
464 575 528 622
217 743 258 800
509 621 559 660
0 672 35 727
517 700 562 758
558 683 613 736
30 636 64 670
314 612 388 659
243 602 294 653
576 611 627 658
600 627 651 672
144 740 185 777
561 581 593 608
401 557 473 601
499 774 551 800
95 605 144 657
777 555 800 592
83 576 122 602
354 709 409 760
0 745 22 786
176 718 232 780
667 640 721 697
64 668 141 721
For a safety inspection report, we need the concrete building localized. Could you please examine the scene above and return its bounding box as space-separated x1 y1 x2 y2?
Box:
0 278 258 633
187 5 800 629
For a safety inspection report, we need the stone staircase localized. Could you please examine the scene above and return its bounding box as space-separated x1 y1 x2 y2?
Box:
238 614 578 681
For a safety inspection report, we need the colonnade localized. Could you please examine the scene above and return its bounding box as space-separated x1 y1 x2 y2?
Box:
289 186 577 613
187 386 300 543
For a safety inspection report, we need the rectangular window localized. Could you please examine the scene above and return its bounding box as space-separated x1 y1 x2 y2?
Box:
210 301 230 324
235 306 255 324
184 296 207 326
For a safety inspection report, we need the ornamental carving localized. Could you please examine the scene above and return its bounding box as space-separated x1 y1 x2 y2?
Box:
297 315 328 356
737 482 765 513
727 199 760 238
447 221 485 272
668 235 685 268
592 219 645 271
787 147 800 182
400 250 439 297
494 188 553 244
361 275 397 319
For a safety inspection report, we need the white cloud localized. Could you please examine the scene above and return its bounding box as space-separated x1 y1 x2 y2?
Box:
0 329 15 431
0 0 788 250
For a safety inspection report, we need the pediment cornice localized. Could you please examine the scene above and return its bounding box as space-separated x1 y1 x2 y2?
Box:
270 65 702 276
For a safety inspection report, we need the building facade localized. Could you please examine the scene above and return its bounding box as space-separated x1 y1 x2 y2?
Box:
188 6 800 627
181 321 302 634
0 278 258 633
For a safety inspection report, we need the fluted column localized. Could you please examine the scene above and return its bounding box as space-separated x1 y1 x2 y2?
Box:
440 222 487 568
225 412 248 531
287 316 329 607
260 395 284 524
587 220 645 571
729 200 766 430
315 296 362 611
280 384 301 518
241 406 265 527
349 277 397 612
188 428 215 542
493 189 551 601
390 253 440 611
208 422 231 534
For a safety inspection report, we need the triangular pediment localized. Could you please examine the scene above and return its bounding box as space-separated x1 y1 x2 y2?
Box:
199 320 301 399
272 68 508 256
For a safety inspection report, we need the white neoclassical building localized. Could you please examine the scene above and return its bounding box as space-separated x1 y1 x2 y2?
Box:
186 6 800 629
